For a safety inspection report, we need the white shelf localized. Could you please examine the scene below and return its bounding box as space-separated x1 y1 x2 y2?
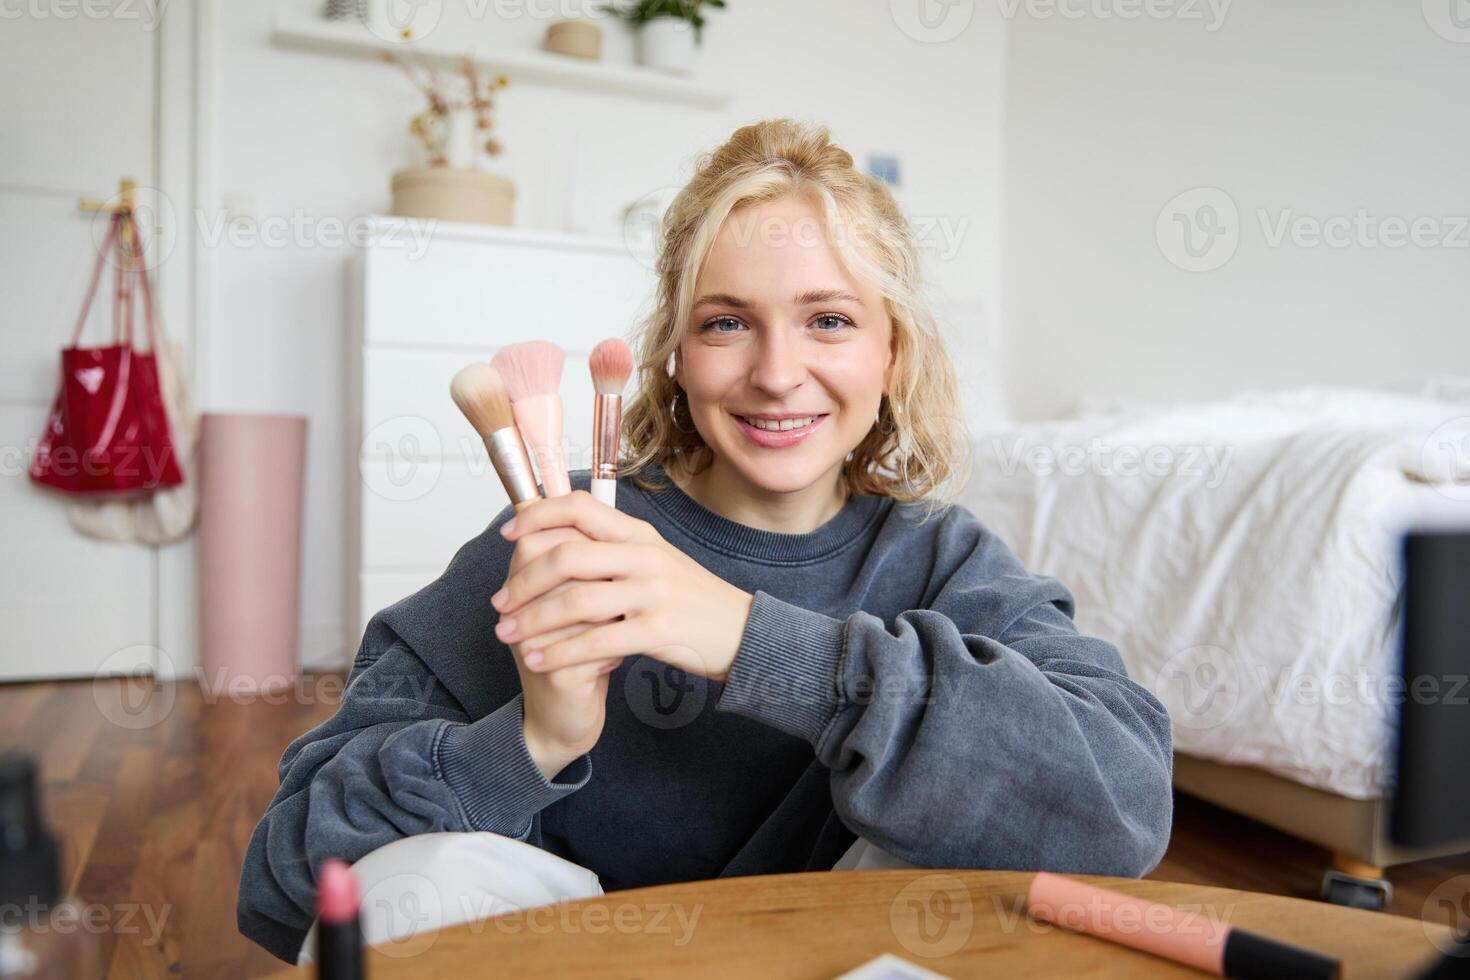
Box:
271 11 730 108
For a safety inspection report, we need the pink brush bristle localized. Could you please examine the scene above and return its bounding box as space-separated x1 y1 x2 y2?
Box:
589 338 633 396
492 341 565 401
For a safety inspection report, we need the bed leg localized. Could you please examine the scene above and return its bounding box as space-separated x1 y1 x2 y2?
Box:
1321 855 1392 910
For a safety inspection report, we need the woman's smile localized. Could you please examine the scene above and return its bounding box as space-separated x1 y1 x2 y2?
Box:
732 412 830 448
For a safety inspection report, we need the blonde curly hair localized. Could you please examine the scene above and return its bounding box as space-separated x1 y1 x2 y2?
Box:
622 118 967 505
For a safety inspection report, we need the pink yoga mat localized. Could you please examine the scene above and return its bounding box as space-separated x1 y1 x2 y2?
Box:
198 413 307 698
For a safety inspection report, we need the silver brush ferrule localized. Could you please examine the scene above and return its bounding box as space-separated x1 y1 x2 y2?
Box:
486 427 540 505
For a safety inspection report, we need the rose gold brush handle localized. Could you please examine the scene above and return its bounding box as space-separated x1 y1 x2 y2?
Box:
590 393 621 507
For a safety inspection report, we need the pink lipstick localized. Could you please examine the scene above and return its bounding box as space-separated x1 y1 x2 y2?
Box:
315 858 363 980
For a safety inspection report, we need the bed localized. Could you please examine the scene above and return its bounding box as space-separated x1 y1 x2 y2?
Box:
959 386 1470 906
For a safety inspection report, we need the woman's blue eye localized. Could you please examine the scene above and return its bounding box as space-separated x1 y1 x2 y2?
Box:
813 314 853 331
702 316 746 333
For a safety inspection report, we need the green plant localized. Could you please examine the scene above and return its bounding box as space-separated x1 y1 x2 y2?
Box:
601 0 726 42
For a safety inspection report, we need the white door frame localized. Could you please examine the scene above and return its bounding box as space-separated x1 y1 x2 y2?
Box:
153 0 216 681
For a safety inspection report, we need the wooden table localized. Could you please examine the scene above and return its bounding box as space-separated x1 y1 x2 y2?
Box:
269 869 1456 978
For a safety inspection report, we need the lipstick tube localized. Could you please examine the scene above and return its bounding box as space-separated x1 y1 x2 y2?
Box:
1027 873 1340 980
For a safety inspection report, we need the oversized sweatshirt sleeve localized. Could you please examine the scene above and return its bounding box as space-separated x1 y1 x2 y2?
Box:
236 617 590 962
713 515 1174 878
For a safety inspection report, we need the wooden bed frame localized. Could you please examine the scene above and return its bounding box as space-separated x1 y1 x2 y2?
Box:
1174 753 1470 907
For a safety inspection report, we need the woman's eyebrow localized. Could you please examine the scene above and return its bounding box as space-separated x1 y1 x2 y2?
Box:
794 289 864 306
692 289 865 310
692 292 752 310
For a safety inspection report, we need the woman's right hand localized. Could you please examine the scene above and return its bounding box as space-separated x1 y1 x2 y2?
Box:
501 524 615 780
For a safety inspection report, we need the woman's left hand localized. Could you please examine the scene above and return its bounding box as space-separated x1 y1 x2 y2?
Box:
491 491 754 682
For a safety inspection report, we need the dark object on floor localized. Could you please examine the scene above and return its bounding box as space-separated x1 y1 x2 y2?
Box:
1392 530 1470 850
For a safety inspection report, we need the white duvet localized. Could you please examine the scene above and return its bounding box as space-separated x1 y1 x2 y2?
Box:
960 387 1470 799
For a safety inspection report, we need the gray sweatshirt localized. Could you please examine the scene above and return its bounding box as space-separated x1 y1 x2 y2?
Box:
237 470 1173 962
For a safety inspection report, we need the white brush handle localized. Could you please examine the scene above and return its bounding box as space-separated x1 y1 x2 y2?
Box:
590 478 616 508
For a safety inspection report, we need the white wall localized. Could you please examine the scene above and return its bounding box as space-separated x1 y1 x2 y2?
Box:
0 10 164 681
1003 0 1470 420
200 0 1007 670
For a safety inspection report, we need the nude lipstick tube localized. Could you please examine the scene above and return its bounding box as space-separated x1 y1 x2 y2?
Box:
1026 872 1340 980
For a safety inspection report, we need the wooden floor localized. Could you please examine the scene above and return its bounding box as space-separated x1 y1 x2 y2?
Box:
4 676 1468 978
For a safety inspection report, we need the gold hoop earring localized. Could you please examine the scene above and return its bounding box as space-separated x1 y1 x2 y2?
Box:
876 397 898 436
670 389 699 436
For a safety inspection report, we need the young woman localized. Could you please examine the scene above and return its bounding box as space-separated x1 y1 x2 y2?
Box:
238 119 1173 962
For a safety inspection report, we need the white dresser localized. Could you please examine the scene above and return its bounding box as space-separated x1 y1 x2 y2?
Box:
347 216 656 638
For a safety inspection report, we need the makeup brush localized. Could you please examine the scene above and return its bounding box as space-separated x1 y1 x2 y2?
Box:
492 342 572 497
588 338 633 507
450 363 541 511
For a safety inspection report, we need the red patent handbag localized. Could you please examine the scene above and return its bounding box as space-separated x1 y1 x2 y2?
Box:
29 211 185 495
